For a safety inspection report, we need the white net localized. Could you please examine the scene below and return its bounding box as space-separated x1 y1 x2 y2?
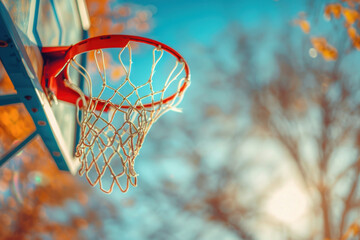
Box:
65 43 189 193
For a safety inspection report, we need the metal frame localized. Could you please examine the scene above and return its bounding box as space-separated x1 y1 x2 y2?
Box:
0 94 21 106
0 1 79 174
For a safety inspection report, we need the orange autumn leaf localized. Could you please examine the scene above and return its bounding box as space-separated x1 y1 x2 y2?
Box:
341 223 360 240
0 104 36 146
118 6 130 17
86 0 152 37
0 63 16 94
348 26 357 39
347 27 360 50
350 223 360 235
324 3 342 19
353 39 360 50
112 23 125 33
311 37 338 61
342 7 359 25
111 67 125 80
293 19 311 34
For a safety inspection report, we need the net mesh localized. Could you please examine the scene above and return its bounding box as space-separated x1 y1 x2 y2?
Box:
65 43 189 193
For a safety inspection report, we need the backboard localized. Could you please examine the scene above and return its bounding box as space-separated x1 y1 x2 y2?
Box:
0 0 90 174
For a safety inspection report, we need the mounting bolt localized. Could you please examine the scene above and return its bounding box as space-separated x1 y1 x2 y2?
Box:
38 120 46 126
0 40 8 48
52 151 61 157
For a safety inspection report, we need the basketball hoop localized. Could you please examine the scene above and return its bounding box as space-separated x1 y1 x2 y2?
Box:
41 35 190 193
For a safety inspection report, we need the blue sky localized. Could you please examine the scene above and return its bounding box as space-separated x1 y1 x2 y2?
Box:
131 0 304 46
120 0 308 104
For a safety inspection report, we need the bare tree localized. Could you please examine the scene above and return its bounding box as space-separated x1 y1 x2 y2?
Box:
137 16 360 239
249 21 360 239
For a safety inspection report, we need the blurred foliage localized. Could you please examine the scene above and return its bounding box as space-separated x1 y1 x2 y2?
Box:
293 13 311 34
86 0 152 36
296 0 360 61
0 62 110 239
0 64 36 153
311 37 338 61
293 1 360 238
0 138 109 240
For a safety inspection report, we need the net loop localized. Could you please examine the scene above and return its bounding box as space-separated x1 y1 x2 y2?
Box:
65 42 189 193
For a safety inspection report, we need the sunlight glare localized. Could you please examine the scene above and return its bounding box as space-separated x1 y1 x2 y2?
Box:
264 180 309 224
